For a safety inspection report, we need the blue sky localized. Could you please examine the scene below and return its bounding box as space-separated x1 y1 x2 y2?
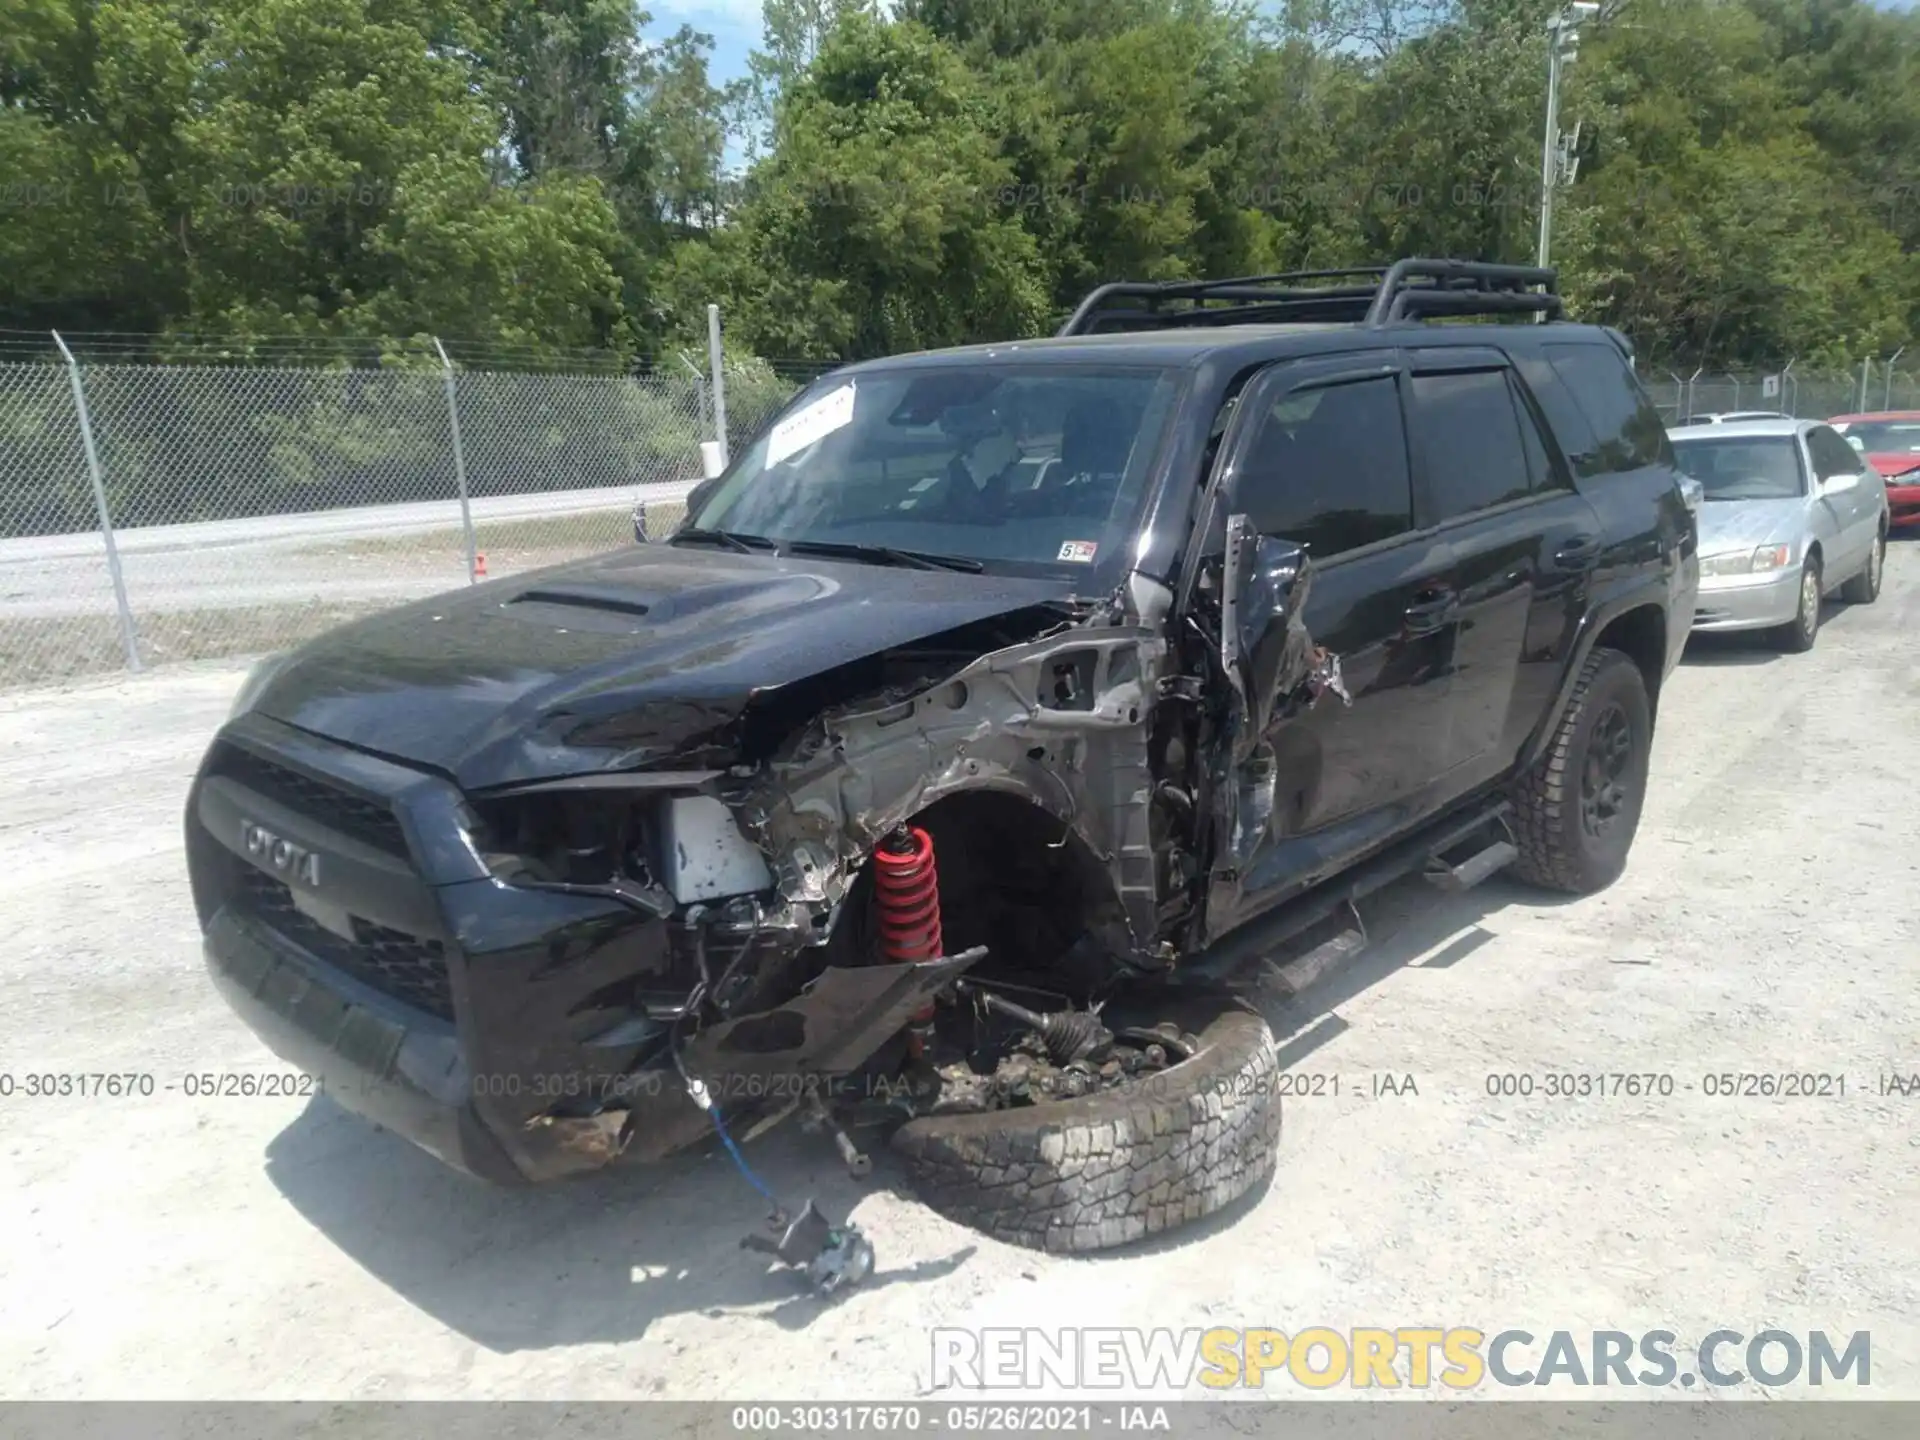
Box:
649 0 764 87
652 0 1920 106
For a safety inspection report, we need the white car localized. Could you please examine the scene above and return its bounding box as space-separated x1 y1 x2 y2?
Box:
1668 418 1889 652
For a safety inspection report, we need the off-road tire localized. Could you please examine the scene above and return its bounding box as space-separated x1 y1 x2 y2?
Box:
889 999 1281 1253
1508 646 1652 895
1773 557 1822 653
1840 530 1885 605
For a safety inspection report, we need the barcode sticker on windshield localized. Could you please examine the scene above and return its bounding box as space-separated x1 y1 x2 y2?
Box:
1058 540 1098 563
765 383 856 467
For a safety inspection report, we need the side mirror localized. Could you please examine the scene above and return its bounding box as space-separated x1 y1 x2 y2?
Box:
1220 514 1314 743
1820 471 1859 495
1677 476 1704 514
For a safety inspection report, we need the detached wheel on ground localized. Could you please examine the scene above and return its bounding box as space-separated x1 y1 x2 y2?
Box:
1774 557 1822 653
1508 645 1653 895
1840 531 1885 605
889 998 1282 1253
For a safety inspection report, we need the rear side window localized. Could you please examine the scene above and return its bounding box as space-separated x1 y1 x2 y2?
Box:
1807 426 1865 479
1527 342 1672 478
1233 375 1415 558
1409 369 1534 520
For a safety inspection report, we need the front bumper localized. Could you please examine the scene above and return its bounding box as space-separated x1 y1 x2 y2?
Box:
186 715 717 1183
1888 485 1920 528
1689 566 1802 633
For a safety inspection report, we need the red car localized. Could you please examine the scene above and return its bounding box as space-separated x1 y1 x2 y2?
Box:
1830 411 1920 528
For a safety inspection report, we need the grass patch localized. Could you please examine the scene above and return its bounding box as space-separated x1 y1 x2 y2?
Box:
298 510 625 560
3 502 694 690
0 601 401 689
296 504 687 562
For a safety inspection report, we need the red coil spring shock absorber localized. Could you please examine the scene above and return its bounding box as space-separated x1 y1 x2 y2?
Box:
873 826 943 1056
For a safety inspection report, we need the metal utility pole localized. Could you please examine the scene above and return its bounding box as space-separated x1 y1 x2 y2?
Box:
1537 3 1602 270
52 330 140 670
432 337 478 584
706 304 729 469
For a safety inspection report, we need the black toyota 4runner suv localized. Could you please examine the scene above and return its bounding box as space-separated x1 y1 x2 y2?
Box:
187 261 1698 1255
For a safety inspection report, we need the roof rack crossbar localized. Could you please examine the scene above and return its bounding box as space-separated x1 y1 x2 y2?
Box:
1071 295 1396 332
1056 257 1562 337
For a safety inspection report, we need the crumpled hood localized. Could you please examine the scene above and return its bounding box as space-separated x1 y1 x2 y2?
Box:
1864 452 1920 482
248 544 1070 788
1696 497 1807 557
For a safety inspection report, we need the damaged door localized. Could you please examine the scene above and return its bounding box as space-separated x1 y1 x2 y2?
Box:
1198 354 1456 934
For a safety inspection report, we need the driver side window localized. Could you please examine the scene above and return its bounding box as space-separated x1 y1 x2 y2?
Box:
1232 375 1416 559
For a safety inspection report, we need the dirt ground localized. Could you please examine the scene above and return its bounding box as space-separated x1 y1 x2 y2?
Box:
1 546 1917 1402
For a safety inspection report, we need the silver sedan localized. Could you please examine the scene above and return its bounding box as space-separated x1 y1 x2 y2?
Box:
1669 418 1889 652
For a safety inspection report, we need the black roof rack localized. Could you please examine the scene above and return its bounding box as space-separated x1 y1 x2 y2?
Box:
1055 258 1564 337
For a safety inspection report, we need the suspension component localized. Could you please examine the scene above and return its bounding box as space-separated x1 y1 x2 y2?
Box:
874 825 944 1056
874 826 944 962
956 980 1112 1066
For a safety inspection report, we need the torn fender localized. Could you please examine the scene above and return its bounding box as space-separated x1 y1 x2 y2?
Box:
726 622 1168 958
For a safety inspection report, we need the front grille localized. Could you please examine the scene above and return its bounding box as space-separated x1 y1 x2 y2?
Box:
235 866 453 1021
211 744 408 857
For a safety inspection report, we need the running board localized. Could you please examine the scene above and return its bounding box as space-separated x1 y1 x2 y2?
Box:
1260 901 1367 1000
1180 797 1515 987
1424 835 1518 893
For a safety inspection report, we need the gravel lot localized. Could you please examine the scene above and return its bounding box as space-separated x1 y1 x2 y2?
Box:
2 546 1918 1403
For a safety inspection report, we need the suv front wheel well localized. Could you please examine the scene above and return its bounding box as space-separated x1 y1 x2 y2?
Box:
829 791 1132 997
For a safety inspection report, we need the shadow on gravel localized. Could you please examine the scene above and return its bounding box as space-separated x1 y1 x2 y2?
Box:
1679 590 1881 666
1251 872 1578 1057
264 1096 972 1353
1091 871 1575 1262
1680 632 1788 666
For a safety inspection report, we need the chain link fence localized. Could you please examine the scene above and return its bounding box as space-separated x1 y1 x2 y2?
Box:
1641 365 1920 425
11 328 1909 693
0 340 817 690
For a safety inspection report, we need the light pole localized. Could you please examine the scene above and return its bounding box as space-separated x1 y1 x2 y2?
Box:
1537 3 1601 271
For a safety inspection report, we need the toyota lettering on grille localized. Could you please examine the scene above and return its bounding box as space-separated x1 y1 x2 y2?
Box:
240 820 323 888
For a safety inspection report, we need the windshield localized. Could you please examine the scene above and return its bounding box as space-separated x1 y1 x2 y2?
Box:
686 363 1183 577
1837 420 1920 455
1671 437 1806 500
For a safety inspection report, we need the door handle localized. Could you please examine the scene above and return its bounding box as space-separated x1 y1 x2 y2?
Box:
1553 535 1601 569
1404 587 1456 636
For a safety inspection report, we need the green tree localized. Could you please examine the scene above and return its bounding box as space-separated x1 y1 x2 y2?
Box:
1555 0 1915 362
683 14 1050 358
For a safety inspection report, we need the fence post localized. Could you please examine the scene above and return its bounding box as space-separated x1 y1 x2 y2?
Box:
433 338 478 584
1887 347 1906 409
707 303 729 468
677 350 710 444
1859 356 1873 413
51 331 140 672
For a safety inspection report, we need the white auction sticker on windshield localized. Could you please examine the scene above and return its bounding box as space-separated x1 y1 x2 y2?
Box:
1058 540 1098 563
765 382 856 466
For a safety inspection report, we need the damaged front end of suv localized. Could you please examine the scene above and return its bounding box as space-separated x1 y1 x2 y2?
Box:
462 593 1182 1177
185 352 1292 1232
